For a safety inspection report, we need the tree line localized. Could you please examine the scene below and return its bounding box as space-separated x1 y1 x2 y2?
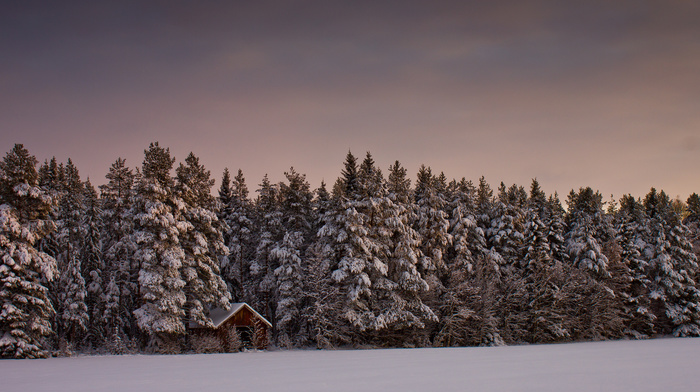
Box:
1 143 699 358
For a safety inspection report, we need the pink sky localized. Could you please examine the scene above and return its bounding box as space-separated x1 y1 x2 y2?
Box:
1 1 699 201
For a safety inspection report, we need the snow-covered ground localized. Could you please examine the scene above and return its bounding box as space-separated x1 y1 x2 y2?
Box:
3 338 699 391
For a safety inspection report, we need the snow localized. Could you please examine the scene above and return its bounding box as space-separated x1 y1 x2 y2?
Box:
3 338 700 391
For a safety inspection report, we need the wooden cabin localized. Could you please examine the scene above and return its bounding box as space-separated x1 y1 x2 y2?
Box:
189 303 272 350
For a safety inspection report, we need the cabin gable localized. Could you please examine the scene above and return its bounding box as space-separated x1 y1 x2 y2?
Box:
188 303 270 350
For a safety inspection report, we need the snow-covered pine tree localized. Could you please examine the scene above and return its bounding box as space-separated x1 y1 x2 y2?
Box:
547 193 568 265
250 174 283 328
518 179 569 343
414 165 452 278
36 158 62 276
615 194 655 338
684 193 700 259
321 152 387 342
643 188 700 336
565 187 610 277
490 183 525 275
564 187 625 340
445 178 478 275
217 168 233 220
132 142 188 352
175 152 231 330
271 168 313 347
220 169 256 302
381 161 435 345
53 159 89 349
56 255 88 352
470 176 506 346
99 158 138 345
38 157 60 191
79 179 106 347
488 183 528 342
334 153 394 339
307 180 350 347
434 178 482 347
0 144 58 358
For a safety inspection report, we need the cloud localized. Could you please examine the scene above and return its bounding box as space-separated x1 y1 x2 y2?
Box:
1 1 699 198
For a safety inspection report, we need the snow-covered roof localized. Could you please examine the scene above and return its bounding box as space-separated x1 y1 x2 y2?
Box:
190 303 272 329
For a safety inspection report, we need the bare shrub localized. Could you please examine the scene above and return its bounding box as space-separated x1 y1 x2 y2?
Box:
151 333 182 355
191 334 223 354
251 319 269 349
225 328 242 353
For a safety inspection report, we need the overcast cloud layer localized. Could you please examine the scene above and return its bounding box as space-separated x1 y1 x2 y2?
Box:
1 1 699 200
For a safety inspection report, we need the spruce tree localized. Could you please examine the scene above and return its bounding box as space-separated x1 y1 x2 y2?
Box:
175 152 231 330
565 187 610 277
615 194 655 337
220 169 255 302
81 179 105 346
53 159 89 349
685 193 700 260
250 174 283 327
414 165 451 277
433 178 483 346
309 180 350 347
272 168 313 347
490 183 525 274
643 188 700 336
322 152 391 340
467 176 506 346
131 143 187 352
381 161 435 345
564 187 625 341
0 144 58 358
518 179 568 343
99 158 138 344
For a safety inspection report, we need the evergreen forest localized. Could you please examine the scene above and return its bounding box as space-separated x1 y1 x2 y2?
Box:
1 142 699 358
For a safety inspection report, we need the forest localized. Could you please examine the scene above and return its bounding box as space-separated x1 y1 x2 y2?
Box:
1 142 699 358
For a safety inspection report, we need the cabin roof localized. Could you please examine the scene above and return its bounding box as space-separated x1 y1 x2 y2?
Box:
190 302 272 329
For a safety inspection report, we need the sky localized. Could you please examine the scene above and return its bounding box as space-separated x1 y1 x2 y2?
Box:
1 1 699 202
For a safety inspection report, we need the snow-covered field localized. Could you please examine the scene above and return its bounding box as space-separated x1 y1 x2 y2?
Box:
3 338 699 391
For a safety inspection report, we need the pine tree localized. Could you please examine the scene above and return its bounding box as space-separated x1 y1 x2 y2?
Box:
414 165 451 277
518 179 568 343
56 255 88 350
490 183 525 274
99 158 138 344
684 193 700 260
81 179 105 346
615 194 655 338
272 168 313 347
309 179 351 347
321 152 394 341
175 152 231 330
434 178 481 347
565 187 610 277
471 176 505 346
217 168 233 218
331 153 388 337
564 187 625 340
36 159 62 275
0 144 58 358
547 193 568 265
53 159 89 348
220 169 255 302
381 161 435 345
250 174 283 328
131 143 187 352
643 188 700 336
